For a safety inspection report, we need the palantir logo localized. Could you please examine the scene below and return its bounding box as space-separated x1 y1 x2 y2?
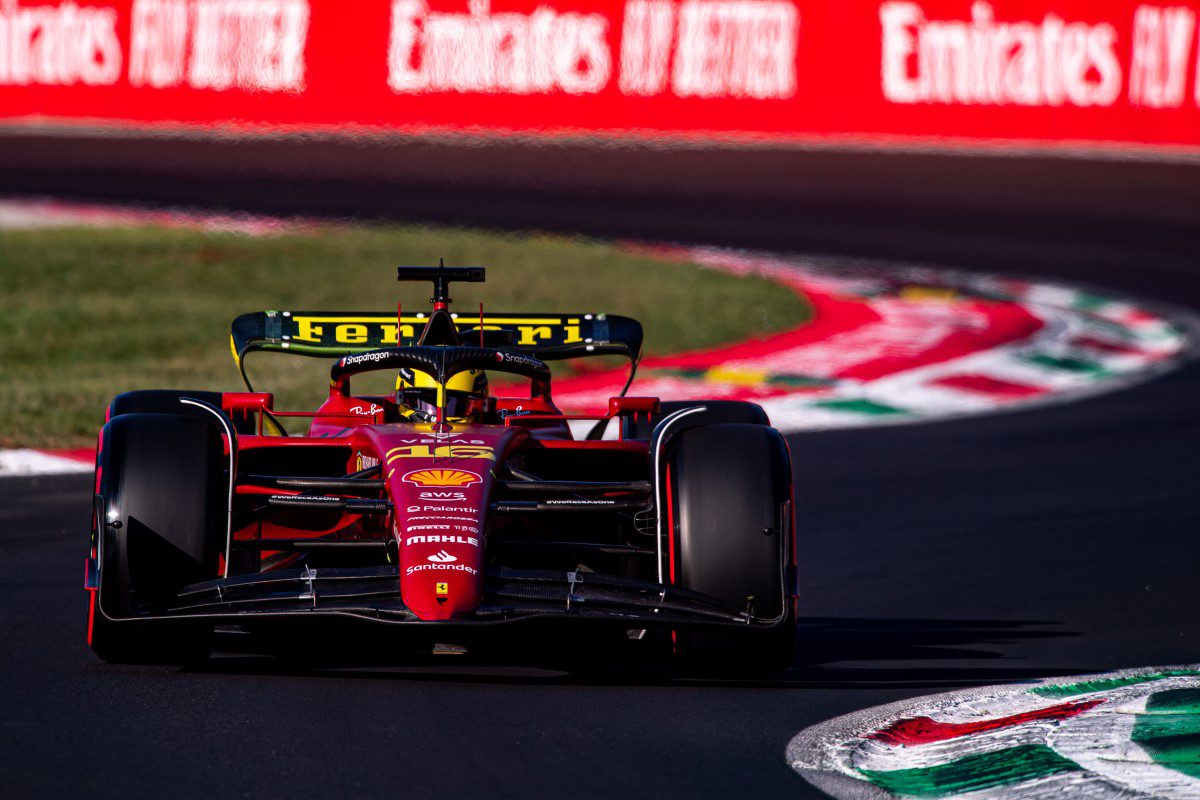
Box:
426 550 457 563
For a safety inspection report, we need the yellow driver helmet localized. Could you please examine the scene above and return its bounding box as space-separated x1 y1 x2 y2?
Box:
396 367 489 422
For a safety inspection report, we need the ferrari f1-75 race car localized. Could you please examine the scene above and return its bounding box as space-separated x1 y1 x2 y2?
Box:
85 266 797 672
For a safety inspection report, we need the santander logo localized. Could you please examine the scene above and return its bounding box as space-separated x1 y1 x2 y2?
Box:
426 550 458 564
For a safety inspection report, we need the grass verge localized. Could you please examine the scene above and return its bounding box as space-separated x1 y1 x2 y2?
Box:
0 223 809 448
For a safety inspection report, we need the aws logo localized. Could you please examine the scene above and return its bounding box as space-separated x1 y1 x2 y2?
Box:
419 491 466 501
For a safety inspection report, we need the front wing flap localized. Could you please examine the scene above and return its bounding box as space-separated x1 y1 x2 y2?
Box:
133 565 777 628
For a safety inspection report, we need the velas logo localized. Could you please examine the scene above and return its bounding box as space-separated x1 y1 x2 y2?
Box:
426 550 457 563
402 469 482 487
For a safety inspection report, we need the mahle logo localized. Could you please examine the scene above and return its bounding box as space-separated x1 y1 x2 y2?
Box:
405 534 479 547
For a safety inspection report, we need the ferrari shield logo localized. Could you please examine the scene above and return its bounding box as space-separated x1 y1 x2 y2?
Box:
435 582 449 596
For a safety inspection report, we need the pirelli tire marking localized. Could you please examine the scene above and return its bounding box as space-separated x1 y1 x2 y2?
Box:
787 666 1200 800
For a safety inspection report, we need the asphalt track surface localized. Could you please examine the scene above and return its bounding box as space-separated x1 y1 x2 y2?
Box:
2 139 1200 798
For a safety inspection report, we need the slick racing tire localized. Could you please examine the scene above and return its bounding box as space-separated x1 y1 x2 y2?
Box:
666 423 796 674
623 400 769 440
107 389 257 435
89 413 223 665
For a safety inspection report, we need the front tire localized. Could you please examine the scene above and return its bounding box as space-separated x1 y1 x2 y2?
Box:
89 413 224 664
666 423 796 673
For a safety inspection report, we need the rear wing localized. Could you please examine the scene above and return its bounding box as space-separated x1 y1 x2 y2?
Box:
231 310 643 368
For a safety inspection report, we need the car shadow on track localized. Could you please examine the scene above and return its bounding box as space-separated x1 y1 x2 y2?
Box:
787 616 1086 690
177 616 1084 690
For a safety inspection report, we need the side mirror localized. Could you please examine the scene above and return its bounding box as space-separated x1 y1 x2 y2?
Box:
608 396 660 416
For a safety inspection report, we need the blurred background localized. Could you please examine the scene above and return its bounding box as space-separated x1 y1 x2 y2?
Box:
1 0 1198 446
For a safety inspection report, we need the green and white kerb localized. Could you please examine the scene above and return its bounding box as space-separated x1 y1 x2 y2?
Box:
788 666 1200 799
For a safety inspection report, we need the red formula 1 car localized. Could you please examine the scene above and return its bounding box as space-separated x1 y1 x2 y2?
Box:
85 266 797 671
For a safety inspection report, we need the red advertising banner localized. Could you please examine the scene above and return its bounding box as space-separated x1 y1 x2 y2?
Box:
0 0 1198 150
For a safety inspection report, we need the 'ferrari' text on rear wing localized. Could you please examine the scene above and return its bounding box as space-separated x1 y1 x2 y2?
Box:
231 310 643 364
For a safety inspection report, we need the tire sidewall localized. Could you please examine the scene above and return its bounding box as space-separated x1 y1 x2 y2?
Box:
666 422 796 671
95 413 224 619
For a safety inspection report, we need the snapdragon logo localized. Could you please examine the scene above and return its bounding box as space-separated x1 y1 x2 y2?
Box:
496 351 545 369
342 350 391 366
